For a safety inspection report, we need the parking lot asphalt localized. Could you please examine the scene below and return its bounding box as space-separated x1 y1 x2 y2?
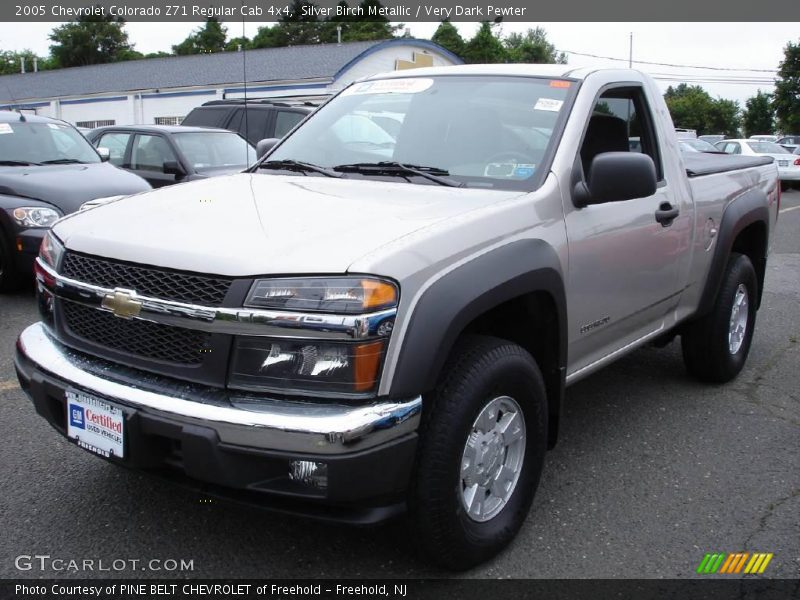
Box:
1 191 798 580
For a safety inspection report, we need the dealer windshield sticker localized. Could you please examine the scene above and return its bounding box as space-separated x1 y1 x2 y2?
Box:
343 78 434 96
534 98 564 112
0 123 12 134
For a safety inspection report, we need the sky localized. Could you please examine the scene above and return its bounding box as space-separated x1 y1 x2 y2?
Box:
0 21 796 105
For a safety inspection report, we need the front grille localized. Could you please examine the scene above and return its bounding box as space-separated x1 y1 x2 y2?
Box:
61 252 232 305
63 301 211 365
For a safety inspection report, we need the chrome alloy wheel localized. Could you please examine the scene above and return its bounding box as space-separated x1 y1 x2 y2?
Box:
459 395 526 523
728 283 749 355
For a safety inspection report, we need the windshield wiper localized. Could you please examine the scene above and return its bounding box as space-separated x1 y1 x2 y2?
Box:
0 160 42 166
40 158 88 165
258 159 341 178
332 162 462 187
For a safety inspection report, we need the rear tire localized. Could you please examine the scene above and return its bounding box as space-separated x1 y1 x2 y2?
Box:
0 227 21 293
409 335 548 570
681 252 757 383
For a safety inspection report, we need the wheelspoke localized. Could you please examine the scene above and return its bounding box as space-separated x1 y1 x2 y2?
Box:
465 484 487 518
498 411 523 445
490 466 516 501
475 405 497 433
461 440 478 481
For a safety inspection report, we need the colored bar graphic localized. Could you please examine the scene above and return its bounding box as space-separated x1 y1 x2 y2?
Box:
698 552 774 575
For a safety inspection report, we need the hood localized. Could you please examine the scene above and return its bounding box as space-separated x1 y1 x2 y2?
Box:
53 173 522 277
0 163 151 215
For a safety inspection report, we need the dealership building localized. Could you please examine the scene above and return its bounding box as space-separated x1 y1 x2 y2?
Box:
0 39 460 128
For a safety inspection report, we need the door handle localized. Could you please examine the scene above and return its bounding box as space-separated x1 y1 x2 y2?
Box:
655 202 679 227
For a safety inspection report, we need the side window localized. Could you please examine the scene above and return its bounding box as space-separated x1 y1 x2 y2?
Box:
243 111 269 145
96 132 131 166
274 111 305 138
729 143 741 155
130 135 177 172
580 86 664 182
226 109 244 135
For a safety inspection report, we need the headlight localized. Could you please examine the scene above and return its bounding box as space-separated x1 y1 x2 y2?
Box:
39 231 65 269
245 277 398 314
230 337 385 397
11 206 61 228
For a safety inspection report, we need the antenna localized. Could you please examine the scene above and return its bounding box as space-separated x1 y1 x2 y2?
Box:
241 10 250 166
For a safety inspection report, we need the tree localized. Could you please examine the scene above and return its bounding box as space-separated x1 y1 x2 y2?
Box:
663 84 740 137
742 90 775 137
48 14 134 68
773 40 800 133
504 27 566 64
225 36 252 52
707 98 741 139
173 18 228 55
462 22 507 64
431 20 465 58
0 49 52 74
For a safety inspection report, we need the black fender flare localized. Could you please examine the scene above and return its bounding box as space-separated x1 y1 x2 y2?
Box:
388 239 567 443
696 188 770 317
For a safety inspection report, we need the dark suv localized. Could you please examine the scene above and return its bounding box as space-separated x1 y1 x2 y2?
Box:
181 98 322 146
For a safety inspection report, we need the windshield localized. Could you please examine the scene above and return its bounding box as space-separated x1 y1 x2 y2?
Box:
746 141 789 154
173 131 255 172
266 76 574 190
0 119 100 164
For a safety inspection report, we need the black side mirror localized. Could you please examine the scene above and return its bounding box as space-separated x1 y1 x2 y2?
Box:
573 152 657 208
163 160 186 178
256 138 280 159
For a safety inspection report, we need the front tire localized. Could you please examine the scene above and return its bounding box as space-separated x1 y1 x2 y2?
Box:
681 252 758 383
409 335 548 570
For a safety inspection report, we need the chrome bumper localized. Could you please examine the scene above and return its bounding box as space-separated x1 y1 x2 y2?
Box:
16 323 421 455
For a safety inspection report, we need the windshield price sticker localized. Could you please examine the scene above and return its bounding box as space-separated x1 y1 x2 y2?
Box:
534 98 564 112
0 123 12 134
343 78 434 96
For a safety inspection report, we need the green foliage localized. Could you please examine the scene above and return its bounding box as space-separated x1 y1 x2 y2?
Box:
431 20 465 58
664 84 740 137
463 22 508 64
0 50 52 74
742 90 775 136
504 27 566 64
48 13 134 67
225 37 252 52
253 0 400 48
172 18 228 55
773 40 800 133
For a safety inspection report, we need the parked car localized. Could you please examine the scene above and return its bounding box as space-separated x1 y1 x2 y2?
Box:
181 98 322 146
749 134 779 143
17 67 779 570
674 127 697 139
679 139 721 153
698 134 725 145
0 111 150 291
777 135 800 152
86 125 256 188
716 138 800 190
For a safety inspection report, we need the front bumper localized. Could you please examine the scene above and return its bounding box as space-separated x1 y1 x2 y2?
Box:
11 226 46 274
14 322 421 524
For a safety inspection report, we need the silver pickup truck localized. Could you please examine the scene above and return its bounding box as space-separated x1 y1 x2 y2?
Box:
15 65 779 570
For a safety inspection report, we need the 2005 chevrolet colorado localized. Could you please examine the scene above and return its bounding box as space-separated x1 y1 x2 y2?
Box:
15 65 779 570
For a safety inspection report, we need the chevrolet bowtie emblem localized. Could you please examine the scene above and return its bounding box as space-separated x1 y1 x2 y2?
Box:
101 289 142 319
